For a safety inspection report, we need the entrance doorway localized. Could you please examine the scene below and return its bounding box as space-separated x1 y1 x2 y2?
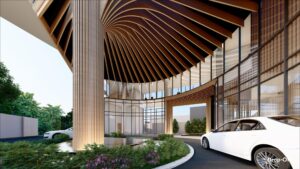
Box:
164 80 216 134
173 103 206 135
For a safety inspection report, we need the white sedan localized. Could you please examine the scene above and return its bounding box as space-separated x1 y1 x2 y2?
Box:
201 116 300 169
43 127 73 139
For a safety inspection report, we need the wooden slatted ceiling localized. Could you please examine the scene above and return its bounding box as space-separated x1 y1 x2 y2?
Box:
38 0 257 83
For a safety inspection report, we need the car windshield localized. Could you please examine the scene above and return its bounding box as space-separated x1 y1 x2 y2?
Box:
269 116 300 127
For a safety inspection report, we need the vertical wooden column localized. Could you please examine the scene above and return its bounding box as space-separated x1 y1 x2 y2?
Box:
165 102 173 134
73 0 104 150
206 97 212 133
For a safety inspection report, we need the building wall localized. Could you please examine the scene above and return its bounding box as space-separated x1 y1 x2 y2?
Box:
190 106 206 121
0 113 38 139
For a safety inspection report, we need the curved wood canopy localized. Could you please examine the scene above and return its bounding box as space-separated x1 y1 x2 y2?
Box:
37 0 257 83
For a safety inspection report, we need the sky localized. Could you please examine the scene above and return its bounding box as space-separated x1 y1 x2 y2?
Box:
0 17 73 113
0 17 205 117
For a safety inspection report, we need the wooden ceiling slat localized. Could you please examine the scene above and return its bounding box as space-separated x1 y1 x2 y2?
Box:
113 23 179 77
173 0 244 27
153 0 232 38
104 54 110 80
117 33 147 82
57 13 73 44
120 33 153 82
107 5 222 48
49 0 71 34
111 28 160 81
37 0 54 17
114 20 198 66
115 22 191 72
127 35 160 81
210 0 258 12
103 0 134 26
64 29 73 54
101 0 121 24
116 24 184 76
118 27 171 79
101 0 113 21
107 33 123 82
109 34 135 82
108 34 129 82
112 32 141 83
104 38 117 82
112 14 210 59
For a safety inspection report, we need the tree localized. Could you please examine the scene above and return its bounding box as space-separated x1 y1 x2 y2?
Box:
61 110 73 129
39 105 63 134
173 118 179 133
11 93 40 117
0 62 21 113
185 121 191 133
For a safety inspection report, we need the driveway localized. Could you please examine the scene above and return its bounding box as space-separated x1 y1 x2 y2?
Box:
175 138 257 169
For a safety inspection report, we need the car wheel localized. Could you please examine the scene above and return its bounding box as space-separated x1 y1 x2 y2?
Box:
52 134 61 139
254 147 291 169
202 138 210 149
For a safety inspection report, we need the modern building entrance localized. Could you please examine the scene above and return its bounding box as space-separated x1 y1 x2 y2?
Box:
165 80 216 134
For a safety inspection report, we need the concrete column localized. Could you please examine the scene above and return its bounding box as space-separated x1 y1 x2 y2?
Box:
73 0 104 150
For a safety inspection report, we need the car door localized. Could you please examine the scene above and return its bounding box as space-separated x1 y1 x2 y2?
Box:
225 120 267 159
209 121 239 153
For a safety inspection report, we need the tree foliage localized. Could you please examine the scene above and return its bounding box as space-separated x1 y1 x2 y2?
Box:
61 111 73 130
0 62 64 134
0 62 21 113
185 118 206 134
173 118 179 133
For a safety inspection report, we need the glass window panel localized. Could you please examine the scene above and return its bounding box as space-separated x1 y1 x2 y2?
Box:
224 94 239 123
241 15 251 61
191 63 200 89
225 29 239 71
165 78 173 96
142 83 150 99
157 80 164 98
288 65 300 115
212 48 223 78
201 57 211 85
150 82 157 99
182 70 190 92
240 86 258 118
240 53 258 89
260 74 284 116
224 67 238 97
173 74 181 95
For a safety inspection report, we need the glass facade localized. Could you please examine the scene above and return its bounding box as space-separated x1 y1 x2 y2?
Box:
104 0 300 134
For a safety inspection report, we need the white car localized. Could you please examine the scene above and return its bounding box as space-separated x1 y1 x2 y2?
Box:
43 127 73 139
201 116 300 169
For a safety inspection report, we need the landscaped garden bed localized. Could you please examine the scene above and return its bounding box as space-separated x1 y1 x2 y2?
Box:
0 134 189 169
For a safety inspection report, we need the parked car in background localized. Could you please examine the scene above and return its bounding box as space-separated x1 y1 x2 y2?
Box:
43 127 73 139
201 115 300 169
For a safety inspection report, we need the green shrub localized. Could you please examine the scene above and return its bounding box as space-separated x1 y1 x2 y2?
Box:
173 119 179 133
157 138 189 162
185 118 206 134
110 131 125 138
0 138 189 169
157 134 173 140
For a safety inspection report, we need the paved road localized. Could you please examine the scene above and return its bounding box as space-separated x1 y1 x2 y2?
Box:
0 136 44 143
175 138 257 169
